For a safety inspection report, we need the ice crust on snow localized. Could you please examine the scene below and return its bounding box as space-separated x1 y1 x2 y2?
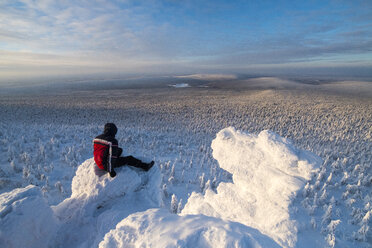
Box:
0 185 58 248
99 208 280 248
182 127 321 247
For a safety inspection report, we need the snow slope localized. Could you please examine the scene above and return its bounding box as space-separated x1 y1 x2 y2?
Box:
0 125 369 247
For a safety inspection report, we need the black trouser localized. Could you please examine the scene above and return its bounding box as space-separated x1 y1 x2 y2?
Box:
115 155 148 169
114 148 148 169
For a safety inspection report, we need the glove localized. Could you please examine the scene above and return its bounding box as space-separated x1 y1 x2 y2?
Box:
109 170 117 178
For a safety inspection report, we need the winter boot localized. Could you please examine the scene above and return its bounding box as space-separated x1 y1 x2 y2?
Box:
144 161 154 171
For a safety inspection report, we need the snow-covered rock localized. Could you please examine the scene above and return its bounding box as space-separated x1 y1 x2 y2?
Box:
54 158 162 216
99 208 280 248
71 158 142 199
52 158 163 247
182 127 321 247
0 185 58 248
53 158 143 226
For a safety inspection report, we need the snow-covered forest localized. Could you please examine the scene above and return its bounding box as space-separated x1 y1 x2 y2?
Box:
0 77 371 247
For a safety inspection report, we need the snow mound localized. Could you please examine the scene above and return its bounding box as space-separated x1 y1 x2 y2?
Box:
53 158 145 220
0 185 58 248
71 158 143 199
52 158 163 247
99 208 280 248
182 127 321 247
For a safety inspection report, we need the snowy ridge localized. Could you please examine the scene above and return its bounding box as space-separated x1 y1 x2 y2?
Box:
182 128 321 247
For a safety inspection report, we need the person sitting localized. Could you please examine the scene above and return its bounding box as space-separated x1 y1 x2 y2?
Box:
93 123 154 177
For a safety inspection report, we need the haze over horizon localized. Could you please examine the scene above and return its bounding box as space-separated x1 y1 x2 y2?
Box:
1 0 372 83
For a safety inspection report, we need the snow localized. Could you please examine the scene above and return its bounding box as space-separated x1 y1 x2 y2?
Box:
242 77 306 90
51 158 163 247
169 83 190 88
99 208 280 248
0 127 319 248
175 74 237 80
49 131 296 247
0 85 371 247
0 185 58 248
182 128 320 247
0 127 322 247
320 80 372 98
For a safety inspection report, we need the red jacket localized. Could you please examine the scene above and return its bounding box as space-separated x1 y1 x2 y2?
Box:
93 123 119 172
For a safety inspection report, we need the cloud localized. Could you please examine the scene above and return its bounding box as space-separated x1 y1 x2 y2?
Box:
0 0 371 81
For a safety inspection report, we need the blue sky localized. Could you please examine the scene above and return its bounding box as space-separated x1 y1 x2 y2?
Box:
0 0 372 81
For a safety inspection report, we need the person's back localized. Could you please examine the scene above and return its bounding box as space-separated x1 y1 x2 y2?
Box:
93 123 154 177
93 123 119 174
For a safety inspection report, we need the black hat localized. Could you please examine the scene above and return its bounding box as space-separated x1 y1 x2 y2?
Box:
104 123 118 136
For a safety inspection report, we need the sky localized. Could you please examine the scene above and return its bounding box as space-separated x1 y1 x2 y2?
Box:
1 0 372 82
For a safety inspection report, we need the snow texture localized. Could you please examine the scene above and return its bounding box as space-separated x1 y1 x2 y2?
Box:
52 158 163 247
0 128 319 248
182 127 321 247
99 208 280 248
0 185 58 248
0 110 370 248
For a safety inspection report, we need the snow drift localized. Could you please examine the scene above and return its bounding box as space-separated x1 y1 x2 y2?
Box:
182 127 321 247
0 185 58 248
99 208 280 248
